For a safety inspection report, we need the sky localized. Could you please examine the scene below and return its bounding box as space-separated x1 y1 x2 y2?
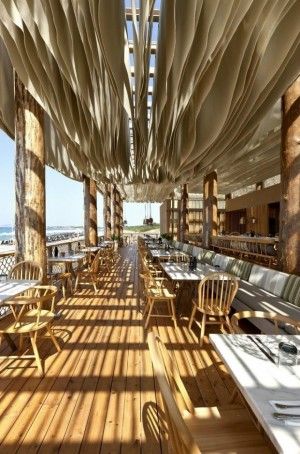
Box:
0 130 160 227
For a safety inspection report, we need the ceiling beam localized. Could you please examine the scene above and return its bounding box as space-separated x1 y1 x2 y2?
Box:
125 8 160 23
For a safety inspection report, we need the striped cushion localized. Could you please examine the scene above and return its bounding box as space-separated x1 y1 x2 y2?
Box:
187 244 193 255
226 259 253 281
282 275 300 307
200 250 215 265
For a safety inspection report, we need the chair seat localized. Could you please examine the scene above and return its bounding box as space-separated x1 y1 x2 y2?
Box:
194 299 229 317
183 405 270 453
0 309 55 334
148 287 176 299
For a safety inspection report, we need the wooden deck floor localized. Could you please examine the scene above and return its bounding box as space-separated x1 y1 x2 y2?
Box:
0 245 236 453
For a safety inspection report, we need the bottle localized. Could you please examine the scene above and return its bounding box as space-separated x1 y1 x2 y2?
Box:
193 256 197 271
54 246 58 257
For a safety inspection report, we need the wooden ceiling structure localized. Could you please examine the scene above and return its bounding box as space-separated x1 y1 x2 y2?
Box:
0 1 300 201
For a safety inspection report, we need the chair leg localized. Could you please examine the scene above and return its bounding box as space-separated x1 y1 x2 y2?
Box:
170 299 177 329
225 315 233 333
19 334 24 351
30 332 43 376
62 283 66 298
74 274 79 291
188 305 196 330
145 299 154 328
199 313 206 347
46 325 61 352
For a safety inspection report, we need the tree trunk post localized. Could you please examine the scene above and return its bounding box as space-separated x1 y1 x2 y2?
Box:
180 184 189 242
203 171 218 249
104 184 112 240
177 198 181 241
15 73 47 277
83 176 98 247
279 77 300 274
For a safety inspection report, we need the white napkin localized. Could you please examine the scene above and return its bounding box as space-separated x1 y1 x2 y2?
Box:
270 401 300 426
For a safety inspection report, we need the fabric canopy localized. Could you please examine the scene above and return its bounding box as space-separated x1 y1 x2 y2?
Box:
0 1 300 201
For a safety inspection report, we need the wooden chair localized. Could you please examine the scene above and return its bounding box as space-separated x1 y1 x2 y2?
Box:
231 310 300 334
48 270 72 298
188 273 238 346
74 249 103 292
147 332 270 454
0 285 61 376
141 273 177 329
9 260 43 282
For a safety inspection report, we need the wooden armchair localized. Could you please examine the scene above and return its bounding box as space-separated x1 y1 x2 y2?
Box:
147 332 269 454
74 250 103 292
188 272 239 346
141 273 177 329
0 285 61 375
231 310 300 334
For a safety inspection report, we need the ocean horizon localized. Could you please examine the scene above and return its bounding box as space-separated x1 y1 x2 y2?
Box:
0 225 104 242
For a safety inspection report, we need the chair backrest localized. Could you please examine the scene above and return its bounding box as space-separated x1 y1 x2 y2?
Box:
9 261 43 282
231 310 300 335
147 332 200 454
197 272 238 315
90 250 103 273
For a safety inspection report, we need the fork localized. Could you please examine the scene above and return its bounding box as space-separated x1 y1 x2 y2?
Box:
275 403 300 409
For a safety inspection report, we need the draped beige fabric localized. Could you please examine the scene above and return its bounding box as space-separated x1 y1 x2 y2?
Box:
0 1 300 200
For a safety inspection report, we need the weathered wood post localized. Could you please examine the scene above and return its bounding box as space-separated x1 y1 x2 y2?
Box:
119 197 124 241
279 77 300 274
176 198 181 241
15 73 47 276
103 184 112 240
111 184 120 239
170 194 175 238
83 176 98 246
203 171 218 249
180 184 189 242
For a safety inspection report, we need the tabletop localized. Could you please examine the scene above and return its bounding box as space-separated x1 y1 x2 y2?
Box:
0 279 40 304
48 253 86 263
210 334 300 454
161 262 216 281
81 247 100 253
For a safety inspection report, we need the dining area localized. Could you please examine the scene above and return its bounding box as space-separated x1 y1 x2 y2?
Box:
0 239 116 376
139 235 300 453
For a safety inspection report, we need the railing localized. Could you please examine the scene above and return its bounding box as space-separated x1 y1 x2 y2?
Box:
0 236 88 278
211 235 278 266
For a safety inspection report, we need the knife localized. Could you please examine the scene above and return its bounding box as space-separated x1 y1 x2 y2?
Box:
247 335 276 364
273 412 300 421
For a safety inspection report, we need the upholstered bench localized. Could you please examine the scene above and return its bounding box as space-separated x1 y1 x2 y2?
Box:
170 241 300 334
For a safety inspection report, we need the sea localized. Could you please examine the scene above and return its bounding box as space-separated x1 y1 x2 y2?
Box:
0 225 104 252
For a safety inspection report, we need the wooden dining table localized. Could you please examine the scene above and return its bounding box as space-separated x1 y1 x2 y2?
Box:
210 333 300 453
160 262 218 316
48 253 86 276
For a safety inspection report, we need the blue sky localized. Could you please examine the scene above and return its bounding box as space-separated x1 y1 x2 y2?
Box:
0 130 160 227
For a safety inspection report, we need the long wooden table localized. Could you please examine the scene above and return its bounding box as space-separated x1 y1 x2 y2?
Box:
210 334 300 453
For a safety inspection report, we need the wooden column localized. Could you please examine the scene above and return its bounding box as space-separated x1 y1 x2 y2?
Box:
171 195 175 238
203 171 218 249
279 77 300 274
111 185 120 238
15 73 47 276
176 198 181 241
180 184 189 242
103 184 112 240
119 197 124 239
83 176 98 246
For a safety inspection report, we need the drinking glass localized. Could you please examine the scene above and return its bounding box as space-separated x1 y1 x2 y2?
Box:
278 342 298 366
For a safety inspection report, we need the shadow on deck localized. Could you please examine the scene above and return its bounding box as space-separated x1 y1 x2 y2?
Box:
0 245 235 453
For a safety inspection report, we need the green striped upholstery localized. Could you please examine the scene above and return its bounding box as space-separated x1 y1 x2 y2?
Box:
282 275 300 307
187 244 193 255
226 259 253 281
200 250 215 265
